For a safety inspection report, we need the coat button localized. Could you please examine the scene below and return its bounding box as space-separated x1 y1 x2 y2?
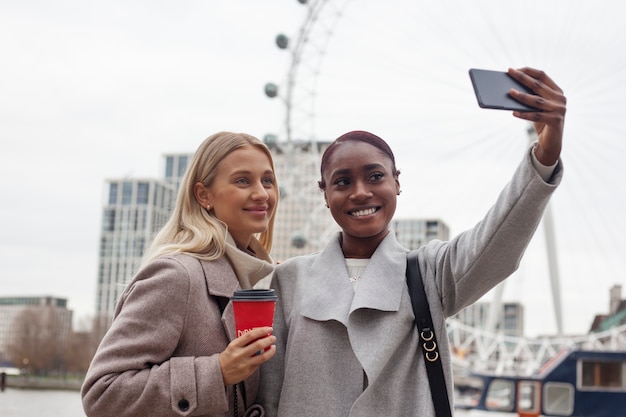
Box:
178 399 190 411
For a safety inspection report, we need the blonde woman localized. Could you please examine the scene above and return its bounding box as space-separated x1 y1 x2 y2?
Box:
82 132 279 417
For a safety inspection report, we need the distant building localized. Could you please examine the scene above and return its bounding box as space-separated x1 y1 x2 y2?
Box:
589 284 626 332
0 296 72 363
454 301 525 338
163 153 192 194
391 218 449 250
94 154 190 324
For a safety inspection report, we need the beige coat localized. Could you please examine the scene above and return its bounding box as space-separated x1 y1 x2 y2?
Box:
82 238 274 417
258 149 563 416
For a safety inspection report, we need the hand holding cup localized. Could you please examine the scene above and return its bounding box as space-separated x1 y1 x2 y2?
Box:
218 289 278 385
232 289 277 344
219 326 276 385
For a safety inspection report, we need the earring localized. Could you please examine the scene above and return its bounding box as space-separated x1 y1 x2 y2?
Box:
206 204 212 211
325 203 329 208
398 189 402 195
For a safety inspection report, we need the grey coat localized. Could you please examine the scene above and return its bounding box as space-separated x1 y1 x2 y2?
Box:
257 149 563 416
82 247 273 417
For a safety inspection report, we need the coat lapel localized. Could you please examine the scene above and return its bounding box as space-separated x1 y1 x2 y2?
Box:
300 235 355 327
297 231 416 392
196 256 239 341
196 234 275 340
189 252 268 409
300 232 408 326
348 234 416 384
350 233 407 313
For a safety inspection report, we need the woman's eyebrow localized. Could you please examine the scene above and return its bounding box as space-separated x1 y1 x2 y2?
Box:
362 163 385 171
329 168 352 177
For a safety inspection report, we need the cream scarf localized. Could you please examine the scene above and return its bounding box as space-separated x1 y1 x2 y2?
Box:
222 229 275 289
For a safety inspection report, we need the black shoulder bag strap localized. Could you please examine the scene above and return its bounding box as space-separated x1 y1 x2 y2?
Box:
406 251 453 417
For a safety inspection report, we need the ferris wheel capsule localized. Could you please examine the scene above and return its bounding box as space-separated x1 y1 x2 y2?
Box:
275 34 289 49
264 82 279 98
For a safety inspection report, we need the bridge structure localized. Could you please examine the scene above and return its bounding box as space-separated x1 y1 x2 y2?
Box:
447 319 626 376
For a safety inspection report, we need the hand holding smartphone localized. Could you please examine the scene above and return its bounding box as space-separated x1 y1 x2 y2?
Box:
469 68 540 112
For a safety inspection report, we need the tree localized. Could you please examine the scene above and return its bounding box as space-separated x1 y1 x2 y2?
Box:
64 314 109 374
6 307 67 375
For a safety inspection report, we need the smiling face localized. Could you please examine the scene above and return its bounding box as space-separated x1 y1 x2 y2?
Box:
321 140 400 257
196 145 277 249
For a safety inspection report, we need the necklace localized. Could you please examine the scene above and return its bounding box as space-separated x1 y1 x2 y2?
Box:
346 258 369 284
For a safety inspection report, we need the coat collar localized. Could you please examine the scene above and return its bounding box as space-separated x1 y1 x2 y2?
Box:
301 231 408 326
195 232 274 347
198 226 275 299
223 233 274 289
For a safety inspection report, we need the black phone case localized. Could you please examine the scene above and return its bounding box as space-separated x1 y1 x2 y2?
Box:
469 68 540 112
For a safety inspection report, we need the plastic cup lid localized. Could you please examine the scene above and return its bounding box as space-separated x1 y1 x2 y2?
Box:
232 288 277 301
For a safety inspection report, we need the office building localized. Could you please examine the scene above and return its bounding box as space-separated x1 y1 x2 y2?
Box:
391 218 449 250
454 301 525 338
589 284 626 332
0 296 72 363
94 154 190 323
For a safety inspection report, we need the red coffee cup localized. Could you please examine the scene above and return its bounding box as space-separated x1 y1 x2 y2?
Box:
232 289 277 350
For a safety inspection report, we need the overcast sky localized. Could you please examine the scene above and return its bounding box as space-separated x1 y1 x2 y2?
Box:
2 0 625 337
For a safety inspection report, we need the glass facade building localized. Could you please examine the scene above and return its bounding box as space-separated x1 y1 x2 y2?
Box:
454 301 525 338
391 218 449 250
94 154 191 324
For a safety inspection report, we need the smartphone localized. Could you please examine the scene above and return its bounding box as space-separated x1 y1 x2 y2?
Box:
468 68 540 112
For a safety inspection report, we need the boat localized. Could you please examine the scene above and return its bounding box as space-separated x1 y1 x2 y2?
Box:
454 349 626 417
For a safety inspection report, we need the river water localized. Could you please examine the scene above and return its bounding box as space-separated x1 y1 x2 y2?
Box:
0 388 86 417
0 388 508 417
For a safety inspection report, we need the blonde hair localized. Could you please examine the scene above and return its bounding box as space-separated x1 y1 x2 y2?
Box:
141 132 278 266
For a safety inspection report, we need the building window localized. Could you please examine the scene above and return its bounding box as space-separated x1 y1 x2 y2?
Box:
165 156 174 179
103 209 115 232
141 208 147 230
137 182 149 204
122 182 133 205
109 183 118 205
178 156 188 177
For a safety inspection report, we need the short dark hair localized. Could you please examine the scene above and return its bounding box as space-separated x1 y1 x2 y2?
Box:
318 130 399 189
